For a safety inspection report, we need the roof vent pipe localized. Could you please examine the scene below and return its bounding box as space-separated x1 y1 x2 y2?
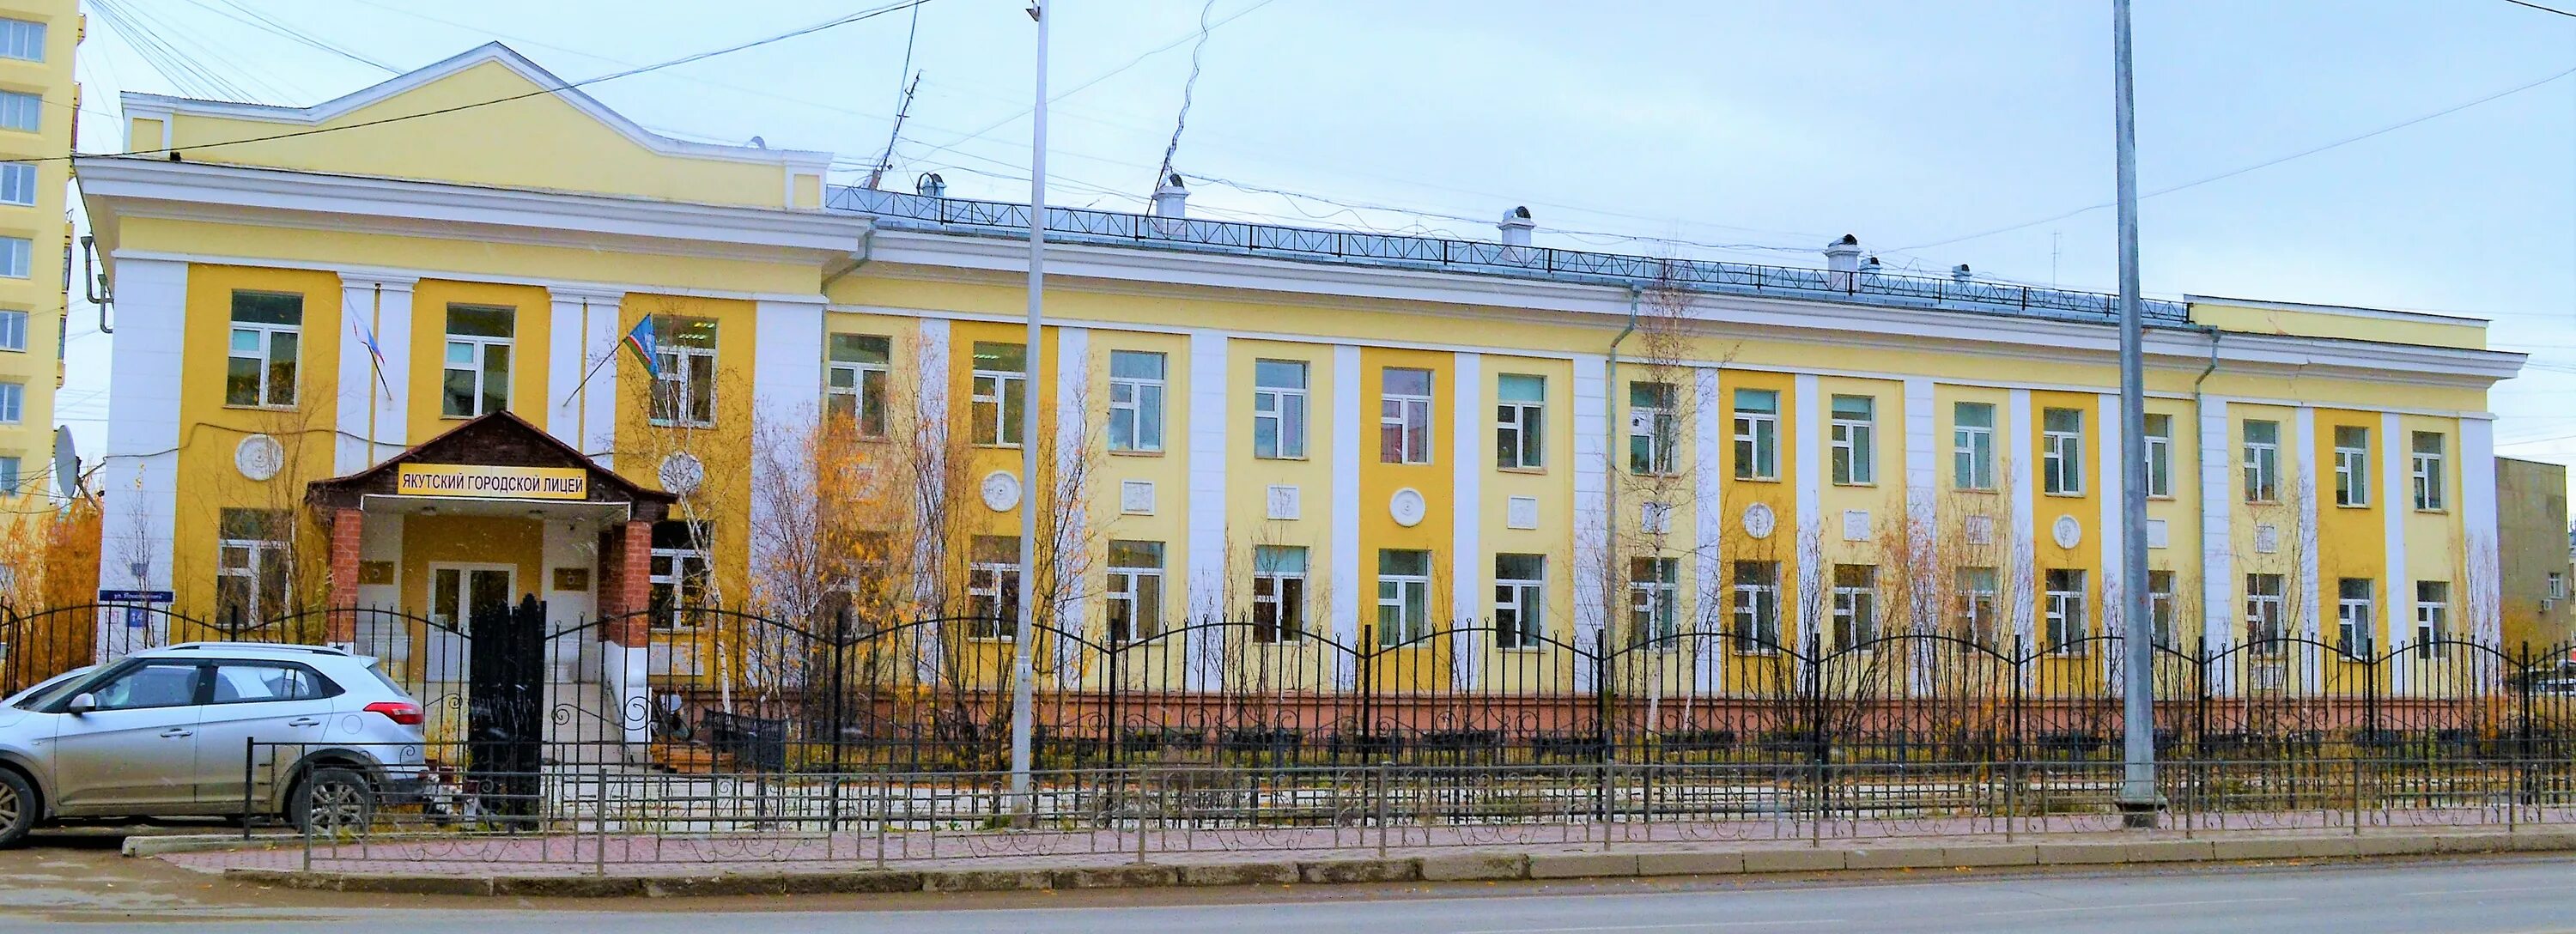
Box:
1498 206 1534 247
1953 263 1973 283
1824 234 1862 290
915 172 946 198
1151 174 1188 219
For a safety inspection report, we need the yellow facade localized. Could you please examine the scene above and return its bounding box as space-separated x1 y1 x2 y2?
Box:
0 2 76 511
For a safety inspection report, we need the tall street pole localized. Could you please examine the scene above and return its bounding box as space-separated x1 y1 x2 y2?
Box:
2112 0 2159 828
1009 0 1048 815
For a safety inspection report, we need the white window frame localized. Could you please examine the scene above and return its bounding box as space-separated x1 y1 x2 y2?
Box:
2245 573 2286 656
1494 554 1545 649
2336 578 2375 658
826 333 891 440
969 343 1027 447
2333 426 2370 507
440 306 513 419
1958 566 2000 646
228 294 301 409
1252 360 1308 459
1251 545 1307 643
1380 367 1433 464
649 316 718 428
1831 564 1877 651
2041 408 2084 495
1829 395 1874 486
2044 568 2087 655
1733 388 1779 482
2147 569 2176 648
1103 541 1165 644
965 537 1022 640
2553 572 2567 602
1628 382 1679 476
2244 420 2280 503
0 308 26 352
0 456 19 494
0 380 21 424
2143 413 2172 499
0 162 34 208
0 19 43 62
0 236 31 279
1107 349 1167 453
1953 402 1996 491
0 91 38 133
1731 561 1781 652
1496 373 1544 470
216 512 293 625
1376 549 1431 645
647 522 714 632
2411 432 2446 511
2414 580 2450 659
1629 556 1680 646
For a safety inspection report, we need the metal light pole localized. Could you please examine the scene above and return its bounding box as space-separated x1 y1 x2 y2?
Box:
2112 0 2160 827
1007 0 1048 814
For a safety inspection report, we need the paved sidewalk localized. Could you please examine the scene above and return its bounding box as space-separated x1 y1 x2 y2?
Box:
158 822 2576 898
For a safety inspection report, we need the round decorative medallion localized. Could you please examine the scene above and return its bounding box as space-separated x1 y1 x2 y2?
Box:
657 452 705 496
234 434 283 482
2051 514 2082 549
981 470 1024 512
1742 502 1777 540
1389 488 1427 527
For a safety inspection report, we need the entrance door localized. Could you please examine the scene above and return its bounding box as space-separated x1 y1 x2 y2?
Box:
431 564 516 632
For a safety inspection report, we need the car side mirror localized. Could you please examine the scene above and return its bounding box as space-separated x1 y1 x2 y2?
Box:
63 694 96 715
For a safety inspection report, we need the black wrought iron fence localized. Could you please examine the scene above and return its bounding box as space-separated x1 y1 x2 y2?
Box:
9 602 2576 774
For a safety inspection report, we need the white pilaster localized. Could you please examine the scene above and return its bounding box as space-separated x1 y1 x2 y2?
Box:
98 257 188 658
1571 353 1609 679
745 298 827 605
561 288 624 466
2382 411 2409 692
1053 328 1091 688
911 318 951 650
1904 378 1937 634
2294 406 2323 686
336 274 414 472
1795 373 1823 651
1450 352 1483 687
2462 415 2500 647
547 285 620 454
2008 389 2038 653
1184 330 1228 691
1693 367 1726 688
2201 398 2237 694
2099 393 2126 686
1331 344 1363 687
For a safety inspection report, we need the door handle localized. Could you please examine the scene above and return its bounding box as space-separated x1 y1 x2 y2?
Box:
287 718 322 727
159 728 193 738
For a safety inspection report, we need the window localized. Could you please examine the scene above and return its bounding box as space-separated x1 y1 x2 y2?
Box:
0 236 24 280
1376 549 1431 645
1731 561 1780 652
0 91 38 133
649 315 718 428
1629 557 1679 646
1107 350 1167 452
2041 408 2084 495
1380 367 1433 464
2331 426 2370 507
2553 572 2567 602
2245 573 2285 655
0 381 21 424
2147 570 2176 648
1251 545 1306 643
1733 388 1779 481
647 520 713 631
968 342 1027 446
1628 382 1678 476
2336 578 2376 658
1957 567 1999 646
2242 420 2280 503
1832 564 1877 650
440 305 513 418
2143 413 2172 498
825 334 891 439
1830 395 1875 485
1253 360 1309 459
88 663 201 712
1494 553 1544 649
1496 373 1545 470
2414 580 2450 658
216 508 292 625
226 292 301 408
2044 568 2087 654
0 456 18 493
0 19 45 62
1103 540 1164 643
0 162 34 207
210 662 326 705
965 536 1022 640
2411 432 2446 511
1953 402 1996 490
0 308 26 351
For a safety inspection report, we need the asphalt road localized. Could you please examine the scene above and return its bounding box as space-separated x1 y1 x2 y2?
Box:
9 829 2576 933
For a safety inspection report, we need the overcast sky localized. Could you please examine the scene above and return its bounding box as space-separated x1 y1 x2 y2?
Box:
62 0 2576 488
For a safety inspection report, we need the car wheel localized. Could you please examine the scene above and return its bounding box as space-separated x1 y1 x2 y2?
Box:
0 769 33 849
289 767 374 836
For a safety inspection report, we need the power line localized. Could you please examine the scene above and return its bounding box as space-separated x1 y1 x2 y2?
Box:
2505 0 2576 18
60 0 939 164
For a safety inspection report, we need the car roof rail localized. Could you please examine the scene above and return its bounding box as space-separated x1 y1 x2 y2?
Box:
154 642 355 658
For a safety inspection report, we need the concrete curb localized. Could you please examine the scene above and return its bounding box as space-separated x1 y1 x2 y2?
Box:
210 828 2576 899
122 834 298 858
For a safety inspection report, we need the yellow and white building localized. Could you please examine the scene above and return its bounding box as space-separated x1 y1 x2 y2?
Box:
78 45 2526 704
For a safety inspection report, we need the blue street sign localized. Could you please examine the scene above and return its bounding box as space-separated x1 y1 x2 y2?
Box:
98 589 174 603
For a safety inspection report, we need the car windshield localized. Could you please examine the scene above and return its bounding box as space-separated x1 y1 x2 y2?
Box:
9 667 95 711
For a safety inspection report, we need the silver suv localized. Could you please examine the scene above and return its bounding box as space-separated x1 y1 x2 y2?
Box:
0 643 428 846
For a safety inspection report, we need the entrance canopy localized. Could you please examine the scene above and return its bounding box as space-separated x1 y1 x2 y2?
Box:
305 410 676 521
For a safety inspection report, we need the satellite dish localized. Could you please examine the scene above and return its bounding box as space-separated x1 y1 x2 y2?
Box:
52 426 76 497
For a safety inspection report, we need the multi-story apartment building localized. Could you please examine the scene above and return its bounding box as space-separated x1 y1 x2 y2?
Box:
2496 456 2573 652
0 1 76 504
78 45 2524 713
